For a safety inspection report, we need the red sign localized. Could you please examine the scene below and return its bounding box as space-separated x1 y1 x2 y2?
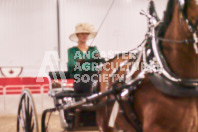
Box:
0 77 74 95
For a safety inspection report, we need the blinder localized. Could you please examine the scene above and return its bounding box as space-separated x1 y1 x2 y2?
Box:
178 0 186 10
178 0 198 32
177 0 198 53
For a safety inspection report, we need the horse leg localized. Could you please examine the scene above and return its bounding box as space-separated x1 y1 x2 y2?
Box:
113 101 136 132
96 105 115 132
115 113 136 132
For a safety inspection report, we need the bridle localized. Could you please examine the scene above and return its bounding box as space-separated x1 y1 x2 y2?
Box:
158 0 198 53
142 0 198 86
178 0 198 52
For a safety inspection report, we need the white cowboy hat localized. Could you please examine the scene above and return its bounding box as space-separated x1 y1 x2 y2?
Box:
69 23 97 42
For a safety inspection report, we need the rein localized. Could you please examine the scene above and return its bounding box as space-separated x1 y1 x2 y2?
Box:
156 0 198 46
156 0 198 51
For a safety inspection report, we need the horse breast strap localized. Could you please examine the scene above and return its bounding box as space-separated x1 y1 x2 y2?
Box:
149 73 198 97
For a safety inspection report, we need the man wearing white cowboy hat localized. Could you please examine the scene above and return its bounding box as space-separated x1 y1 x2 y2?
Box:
67 23 104 95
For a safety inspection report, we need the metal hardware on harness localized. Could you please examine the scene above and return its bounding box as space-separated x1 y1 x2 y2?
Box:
142 9 181 82
143 57 163 74
108 69 146 131
124 39 147 84
111 79 144 132
193 33 198 54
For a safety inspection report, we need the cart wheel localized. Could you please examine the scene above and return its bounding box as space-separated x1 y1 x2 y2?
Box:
17 89 39 132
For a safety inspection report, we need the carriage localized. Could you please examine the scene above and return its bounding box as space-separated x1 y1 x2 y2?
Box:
16 67 136 132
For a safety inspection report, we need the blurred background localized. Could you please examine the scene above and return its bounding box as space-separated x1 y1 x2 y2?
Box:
0 0 168 76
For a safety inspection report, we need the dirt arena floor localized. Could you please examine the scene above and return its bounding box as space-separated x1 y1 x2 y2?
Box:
0 113 98 132
0 113 64 132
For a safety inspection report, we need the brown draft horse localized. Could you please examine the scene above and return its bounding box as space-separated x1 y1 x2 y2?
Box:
96 0 198 132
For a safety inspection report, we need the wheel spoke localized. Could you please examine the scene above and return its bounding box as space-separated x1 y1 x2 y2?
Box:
21 99 26 129
24 95 28 118
17 89 39 132
25 95 32 130
18 116 25 131
29 107 33 124
25 95 30 116
30 108 34 132
31 121 35 132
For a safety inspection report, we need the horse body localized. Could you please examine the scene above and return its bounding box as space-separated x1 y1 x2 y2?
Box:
96 0 198 131
138 0 198 131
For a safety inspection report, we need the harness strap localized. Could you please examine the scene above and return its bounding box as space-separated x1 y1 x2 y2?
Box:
111 81 143 132
157 37 194 44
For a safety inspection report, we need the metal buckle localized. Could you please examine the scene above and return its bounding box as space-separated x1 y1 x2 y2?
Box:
193 33 198 54
178 0 185 9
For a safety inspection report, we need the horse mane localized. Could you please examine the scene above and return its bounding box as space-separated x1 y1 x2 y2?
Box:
157 0 176 37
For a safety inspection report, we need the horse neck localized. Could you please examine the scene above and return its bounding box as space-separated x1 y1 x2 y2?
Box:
162 0 198 79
